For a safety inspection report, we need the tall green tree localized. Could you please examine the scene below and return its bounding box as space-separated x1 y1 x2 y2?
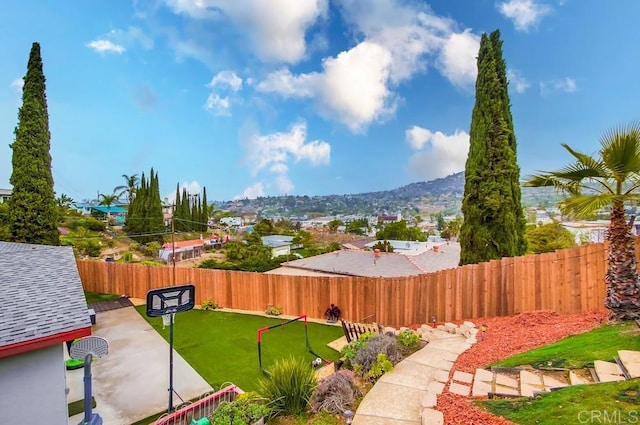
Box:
459 30 526 265
124 168 165 244
526 123 640 320
98 193 119 222
8 42 59 245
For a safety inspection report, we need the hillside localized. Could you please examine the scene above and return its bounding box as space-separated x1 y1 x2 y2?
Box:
217 172 561 218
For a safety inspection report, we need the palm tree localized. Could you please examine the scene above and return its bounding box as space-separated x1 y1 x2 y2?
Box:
114 174 139 204
56 193 74 208
525 123 640 320
99 193 119 223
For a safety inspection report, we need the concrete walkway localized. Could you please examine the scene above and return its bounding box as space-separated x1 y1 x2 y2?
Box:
353 322 477 425
66 306 212 425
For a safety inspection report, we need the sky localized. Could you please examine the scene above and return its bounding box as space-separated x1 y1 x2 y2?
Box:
1 0 640 203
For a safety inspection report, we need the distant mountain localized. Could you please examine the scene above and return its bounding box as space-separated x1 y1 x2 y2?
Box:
217 171 563 218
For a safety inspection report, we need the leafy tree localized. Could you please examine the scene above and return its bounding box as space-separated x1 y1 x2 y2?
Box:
253 219 275 236
525 222 576 254
435 213 446 232
57 193 74 208
376 220 427 241
8 42 59 245
526 123 640 320
0 203 10 241
442 217 462 240
372 240 394 253
124 168 165 244
346 218 369 235
98 193 119 222
114 174 139 204
459 30 526 265
327 219 343 232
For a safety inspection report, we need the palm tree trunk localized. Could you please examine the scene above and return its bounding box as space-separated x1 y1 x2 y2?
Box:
605 201 640 320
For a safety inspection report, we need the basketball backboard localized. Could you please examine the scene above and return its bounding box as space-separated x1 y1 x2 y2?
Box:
146 284 195 317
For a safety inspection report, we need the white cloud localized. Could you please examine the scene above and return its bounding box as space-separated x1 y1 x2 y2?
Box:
164 0 327 63
507 69 530 93
540 77 577 95
165 181 202 203
406 127 469 181
86 40 125 54
204 94 231 115
436 30 480 87
256 0 480 132
241 121 330 195
498 0 552 31
207 71 243 92
235 182 265 200
10 78 24 91
405 125 431 150
108 26 154 50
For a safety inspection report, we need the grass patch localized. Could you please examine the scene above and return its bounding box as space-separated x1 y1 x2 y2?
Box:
135 306 343 392
84 291 120 304
493 322 640 369
68 397 97 417
479 380 640 425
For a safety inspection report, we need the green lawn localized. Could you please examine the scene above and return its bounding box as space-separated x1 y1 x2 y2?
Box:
479 380 640 425
134 306 343 392
84 291 120 304
492 321 640 369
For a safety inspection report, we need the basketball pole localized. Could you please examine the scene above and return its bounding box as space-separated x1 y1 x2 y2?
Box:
168 312 174 413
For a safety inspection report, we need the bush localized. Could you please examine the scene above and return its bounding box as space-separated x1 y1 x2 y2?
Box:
82 217 106 232
396 329 420 350
129 242 140 252
75 240 101 257
210 393 270 425
353 334 402 376
310 370 360 414
258 357 317 416
265 304 282 316
199 259 240 270
365 353 393 381
121 251 133 262
201 299 220 310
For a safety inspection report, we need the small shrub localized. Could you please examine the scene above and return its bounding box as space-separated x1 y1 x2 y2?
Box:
365 353 393 381
310 370 360 414
201 299 220 310
258 356 317 416
353 334 402 375
82 217 106 232
210 393 270 425
397 329 420 349
265 304 283 316
129 242 140 252
121 251 133 262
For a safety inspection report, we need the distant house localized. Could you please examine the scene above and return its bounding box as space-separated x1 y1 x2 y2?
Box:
159 237 219 263
220 217 243 227
267 242 460 277
378 213 402 224
562 220 609 244
0 242 92 424
0 188 11 203
261 235 295 258
90 205 128 225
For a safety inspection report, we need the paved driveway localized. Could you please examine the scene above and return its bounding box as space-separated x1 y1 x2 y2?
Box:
66 306 212 424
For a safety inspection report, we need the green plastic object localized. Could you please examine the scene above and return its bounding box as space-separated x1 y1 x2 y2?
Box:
65 358 85 370
190 418 210 425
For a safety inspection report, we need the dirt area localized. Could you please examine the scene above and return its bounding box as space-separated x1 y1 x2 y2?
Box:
173 251 226 268
435 309 610 424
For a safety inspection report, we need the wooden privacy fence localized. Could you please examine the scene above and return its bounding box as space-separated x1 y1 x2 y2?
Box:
77 241 623 327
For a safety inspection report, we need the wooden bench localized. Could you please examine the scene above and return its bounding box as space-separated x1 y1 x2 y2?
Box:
340 319 383 343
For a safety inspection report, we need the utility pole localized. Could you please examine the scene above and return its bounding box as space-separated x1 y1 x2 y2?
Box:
171 203 176 285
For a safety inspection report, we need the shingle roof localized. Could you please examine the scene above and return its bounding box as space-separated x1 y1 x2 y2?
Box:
0 242 91 348
278 250 424 277
410 242 461 273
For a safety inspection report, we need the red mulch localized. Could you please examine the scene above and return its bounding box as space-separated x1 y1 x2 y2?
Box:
435 309 610 424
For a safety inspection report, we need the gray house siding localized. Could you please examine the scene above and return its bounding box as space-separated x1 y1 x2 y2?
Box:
0 344 68 424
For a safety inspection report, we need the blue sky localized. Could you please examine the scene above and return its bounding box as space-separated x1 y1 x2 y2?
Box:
1 0 639 203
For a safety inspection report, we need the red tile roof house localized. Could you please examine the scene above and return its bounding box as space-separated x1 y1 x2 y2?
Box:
158 238 218 263
0 242 92 424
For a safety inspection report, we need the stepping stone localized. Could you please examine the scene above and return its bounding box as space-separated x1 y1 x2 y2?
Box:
421 408 444 425
618 350 640 378
434 369 451 383
495 373 518 388
427 381 445 395
569 370 594 385
449 382 471 396
594 360 625 380
452 370 474 384
494 384 520 396
472 379 492 397
520 382 547 397
520 370 542 386
541 373 569 389
474 368 494 383
420 392 437 408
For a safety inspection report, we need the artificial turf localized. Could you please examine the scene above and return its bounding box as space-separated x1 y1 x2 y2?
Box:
134 306 343 392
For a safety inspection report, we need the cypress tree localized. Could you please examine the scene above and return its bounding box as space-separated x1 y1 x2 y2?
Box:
201 187 208 232
180 188 190 232
8 42 59 245
459 30 526 265
124 168 164 244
